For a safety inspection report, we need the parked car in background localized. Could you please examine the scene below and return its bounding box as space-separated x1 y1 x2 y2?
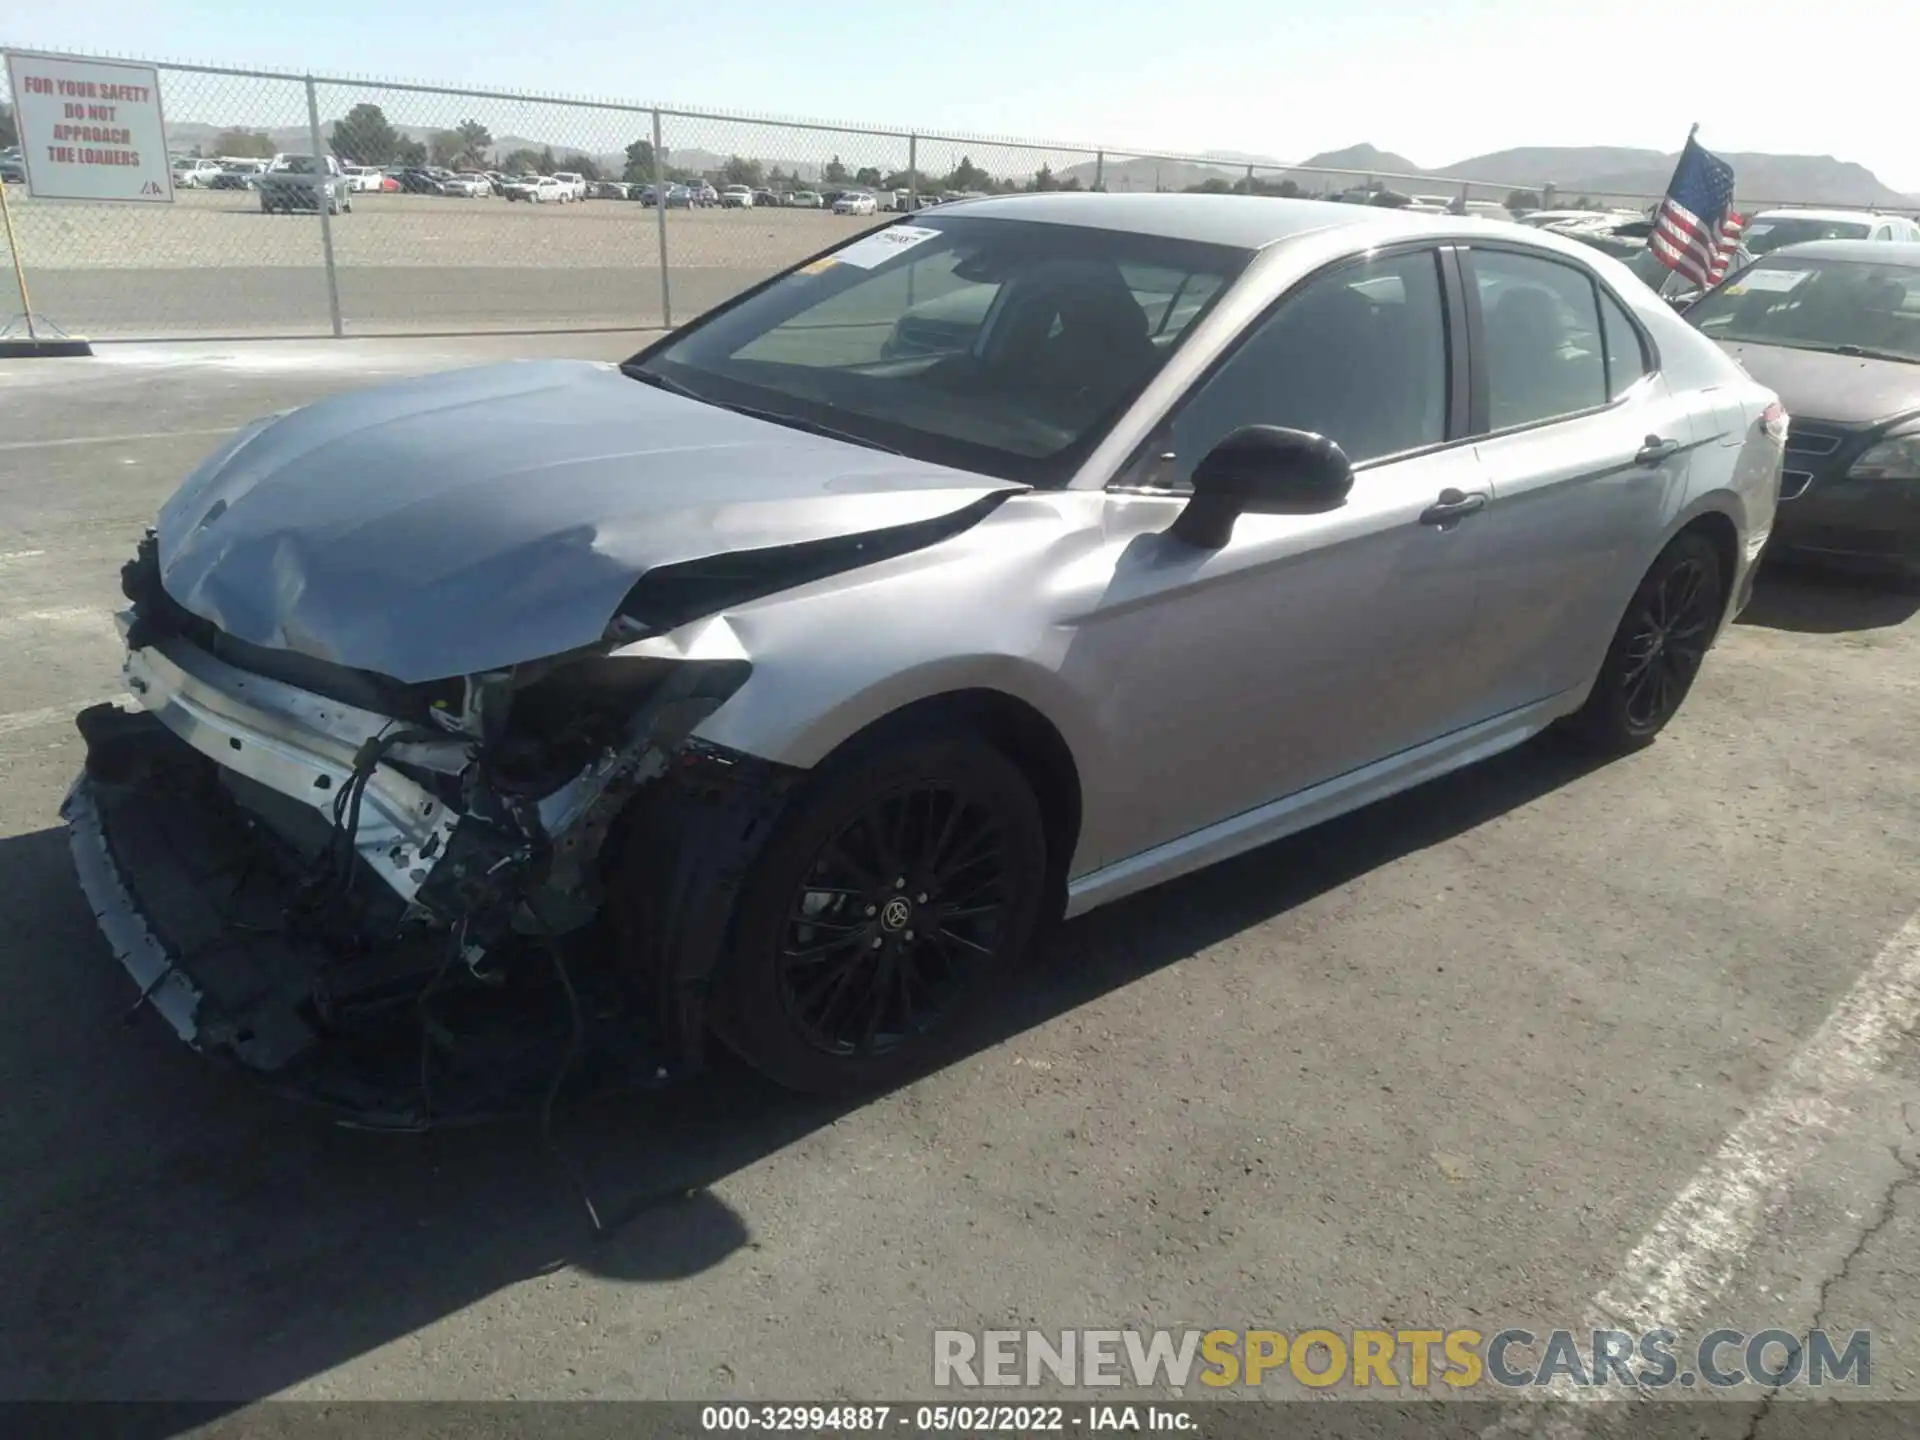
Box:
1686 239 1920 586
636 183 692 208
753 188 778 208
377 172 402 193
1742 209 1920 255
832 190 878 215
591 180 630 200
257 153 350 215
551 172 587 201
689 181 720 206
208 161 264 190
503 175 565 203
172 158 224 188
441 173 492 198
69 196 1781 1112
722 184 756 208
394 168 444 195
341 164 385 193
0 152 25 185
790 189 824 209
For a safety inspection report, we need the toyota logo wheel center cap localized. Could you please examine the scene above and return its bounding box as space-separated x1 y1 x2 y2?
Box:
880 897 913 932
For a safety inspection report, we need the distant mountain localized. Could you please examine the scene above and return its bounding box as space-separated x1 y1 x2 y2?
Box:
163 115 1917 206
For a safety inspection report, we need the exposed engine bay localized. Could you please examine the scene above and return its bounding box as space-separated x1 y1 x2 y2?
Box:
65 533 799 1127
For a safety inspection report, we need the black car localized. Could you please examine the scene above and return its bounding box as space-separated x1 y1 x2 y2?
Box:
1687 239 1920 586
394 167 444 195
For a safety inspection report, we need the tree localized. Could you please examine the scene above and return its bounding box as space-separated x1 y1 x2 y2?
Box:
0 103 17 151
392 137 426 167
455 120 492 168
212 128 275 158
822 155 850 185
721 155 765 187
853 165 883 188
943 155 991 192
624 138 661 182
428 130 465 169
1185 177 1234 194
503 147 544 175
881 168 928 192
1027 163 1058 192
1505 188 1542 212
331 102 400 165
1060 175 1084 191
559 152 601 181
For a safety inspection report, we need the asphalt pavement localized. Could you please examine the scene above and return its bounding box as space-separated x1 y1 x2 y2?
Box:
1 336 1918 1429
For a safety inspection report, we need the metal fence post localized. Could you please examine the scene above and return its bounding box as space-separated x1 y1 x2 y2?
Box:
651 110 672 330
1094 150 1104 191
304 76 344 338
908 133 918 210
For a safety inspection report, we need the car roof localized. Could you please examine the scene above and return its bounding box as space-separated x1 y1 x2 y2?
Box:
925 192 1500 250
1762 239 1920 266
1751 207 1897 225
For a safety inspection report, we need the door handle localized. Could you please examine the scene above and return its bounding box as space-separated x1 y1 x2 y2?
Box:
1636 435 1682 466
1419 488 1487 526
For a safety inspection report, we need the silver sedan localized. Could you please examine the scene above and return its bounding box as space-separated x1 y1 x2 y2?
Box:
66 195 1784 1117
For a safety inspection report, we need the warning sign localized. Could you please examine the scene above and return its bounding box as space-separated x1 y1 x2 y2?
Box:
5 51 174 203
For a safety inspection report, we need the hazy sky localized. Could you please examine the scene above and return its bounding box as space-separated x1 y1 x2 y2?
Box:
9 0 1914 190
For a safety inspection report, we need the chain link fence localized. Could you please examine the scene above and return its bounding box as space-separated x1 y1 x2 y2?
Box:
4 47 1916 342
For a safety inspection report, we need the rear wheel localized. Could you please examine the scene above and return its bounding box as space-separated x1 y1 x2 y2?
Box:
1564 530 1724 751
711 734 1047 1094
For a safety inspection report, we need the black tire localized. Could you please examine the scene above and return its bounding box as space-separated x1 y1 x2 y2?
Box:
1564 529 1724 752
710 733 1048 1095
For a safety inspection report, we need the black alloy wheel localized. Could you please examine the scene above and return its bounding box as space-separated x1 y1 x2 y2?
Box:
780 783 1011 1058
712 735 1047 1094
1566 529 1724 750
1619 549 1718 731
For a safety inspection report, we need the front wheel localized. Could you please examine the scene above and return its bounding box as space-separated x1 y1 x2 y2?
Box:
708 734 1048 1094
1564 530 1724 752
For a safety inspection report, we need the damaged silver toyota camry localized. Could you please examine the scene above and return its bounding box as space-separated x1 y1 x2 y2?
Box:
65 195 1784 1123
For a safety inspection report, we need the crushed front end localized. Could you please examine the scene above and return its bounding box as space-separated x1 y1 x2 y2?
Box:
63 533 788 1127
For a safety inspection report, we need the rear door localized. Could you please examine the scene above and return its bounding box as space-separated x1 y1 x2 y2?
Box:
1458 244 1701 714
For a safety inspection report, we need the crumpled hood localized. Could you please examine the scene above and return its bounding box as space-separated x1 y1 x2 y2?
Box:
157 360 1019 682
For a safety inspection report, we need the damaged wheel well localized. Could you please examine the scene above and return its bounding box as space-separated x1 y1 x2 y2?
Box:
824 688 1083 914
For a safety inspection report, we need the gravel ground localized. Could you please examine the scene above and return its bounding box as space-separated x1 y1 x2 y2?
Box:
1 337 1918 1431
4 191 883 337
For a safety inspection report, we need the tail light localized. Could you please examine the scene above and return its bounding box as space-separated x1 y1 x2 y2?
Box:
1760 400 1789 444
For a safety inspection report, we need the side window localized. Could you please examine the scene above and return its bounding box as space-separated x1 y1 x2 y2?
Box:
1598 288 1650 398
1472 250 1608 430
1158 249 1448 480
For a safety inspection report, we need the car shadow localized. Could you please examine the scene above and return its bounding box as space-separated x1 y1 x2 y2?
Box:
1736 564 1920 633
0 730 1610 1412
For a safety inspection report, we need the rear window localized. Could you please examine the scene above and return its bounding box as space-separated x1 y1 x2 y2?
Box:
1744 217 1872 255
1690 257 1920 361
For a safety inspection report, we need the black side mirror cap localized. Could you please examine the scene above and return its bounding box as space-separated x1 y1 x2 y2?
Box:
1168 425 1355 549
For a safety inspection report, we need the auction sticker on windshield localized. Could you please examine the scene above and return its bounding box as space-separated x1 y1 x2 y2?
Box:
1724 269 1810 296
829 225 944 270
5 50 173 202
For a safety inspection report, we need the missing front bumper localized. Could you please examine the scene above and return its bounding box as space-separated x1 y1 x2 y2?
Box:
61 706 670 1127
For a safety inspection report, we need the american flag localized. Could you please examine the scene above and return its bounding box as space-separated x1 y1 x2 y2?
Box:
1650 134 1747 289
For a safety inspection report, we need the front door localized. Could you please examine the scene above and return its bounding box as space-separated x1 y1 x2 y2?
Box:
1060 246 1498 870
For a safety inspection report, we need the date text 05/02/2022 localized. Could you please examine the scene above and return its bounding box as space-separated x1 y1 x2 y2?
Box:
700 1405 1197 1432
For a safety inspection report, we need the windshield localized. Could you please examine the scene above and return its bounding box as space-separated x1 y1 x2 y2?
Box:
625 215 1251 486
1744 217 1872 255
1688 257 1920 361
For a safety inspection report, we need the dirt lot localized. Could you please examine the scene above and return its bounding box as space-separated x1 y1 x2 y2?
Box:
6 191 886 337
2 337 1919 1431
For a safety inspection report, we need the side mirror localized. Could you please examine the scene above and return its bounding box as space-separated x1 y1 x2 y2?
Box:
1167 425 1354 549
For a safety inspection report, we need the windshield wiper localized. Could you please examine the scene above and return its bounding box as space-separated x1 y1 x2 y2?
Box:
1832 343 1920 365
621 364 903 454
